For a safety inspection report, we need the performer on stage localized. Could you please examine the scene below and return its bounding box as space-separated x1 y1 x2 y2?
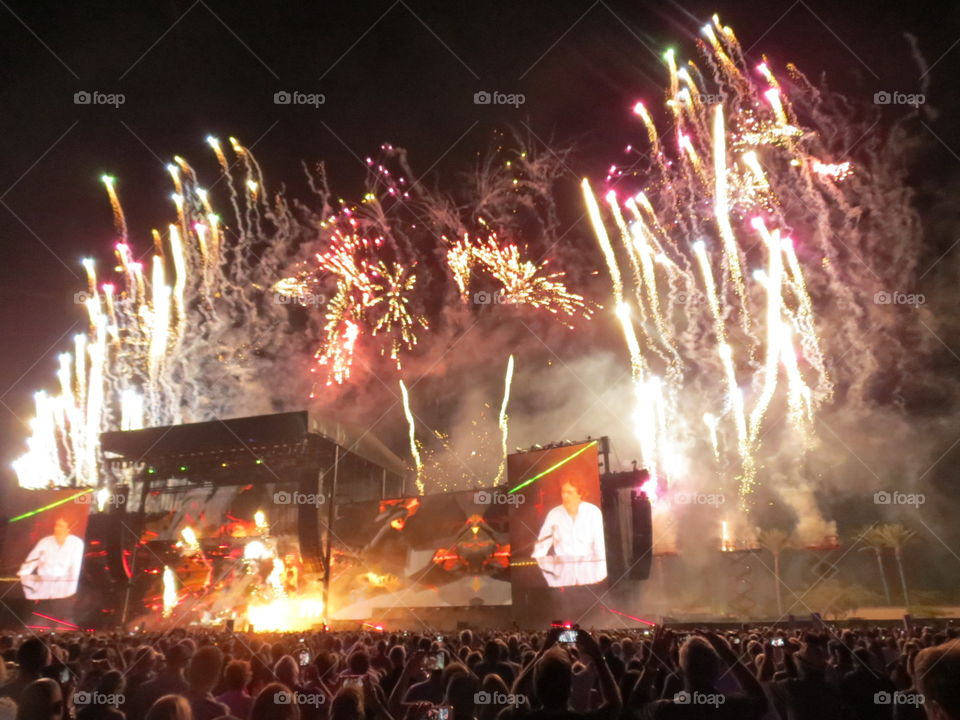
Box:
18 517 85 600
531 478 607 587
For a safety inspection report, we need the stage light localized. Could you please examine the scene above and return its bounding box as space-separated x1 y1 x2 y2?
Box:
255 459 263 465
147 467 157 474
244 540 269 560
178 465 188 472
96 487 110 512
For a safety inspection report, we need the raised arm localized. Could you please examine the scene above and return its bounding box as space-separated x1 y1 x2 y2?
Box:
577 630 622 717
699 632 767 714
388 650 424 719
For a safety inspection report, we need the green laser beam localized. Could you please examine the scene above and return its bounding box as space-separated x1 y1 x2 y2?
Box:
9 489 93 522
507 440 598 494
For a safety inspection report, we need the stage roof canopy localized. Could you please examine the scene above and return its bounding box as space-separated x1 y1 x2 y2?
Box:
100 410 408 478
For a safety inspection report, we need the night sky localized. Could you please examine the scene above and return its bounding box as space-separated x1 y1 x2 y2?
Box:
1 0 959 486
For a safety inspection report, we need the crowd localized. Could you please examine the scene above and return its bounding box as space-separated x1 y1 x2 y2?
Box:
0 621 958 720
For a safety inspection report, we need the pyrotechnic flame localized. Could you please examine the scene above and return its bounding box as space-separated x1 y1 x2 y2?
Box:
496 355 515 484
246 596 324 632
180 526 200 552
399 379 424 494
162 566 178 618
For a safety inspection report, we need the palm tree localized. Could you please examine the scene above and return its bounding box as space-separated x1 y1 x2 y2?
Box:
858 525 892 605
881 523 917 608
759 528 792 615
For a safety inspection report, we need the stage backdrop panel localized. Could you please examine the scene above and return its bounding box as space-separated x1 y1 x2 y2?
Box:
1 488 91 603
507 441 607 590
330 489 511 617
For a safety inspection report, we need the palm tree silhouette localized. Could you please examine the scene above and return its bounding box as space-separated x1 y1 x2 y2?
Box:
880 523 917 608
857 525 892 605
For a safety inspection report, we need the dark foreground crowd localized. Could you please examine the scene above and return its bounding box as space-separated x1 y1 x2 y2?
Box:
0 622 958 720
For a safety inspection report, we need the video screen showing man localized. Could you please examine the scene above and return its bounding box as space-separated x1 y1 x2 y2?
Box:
18 516 85 600
508 440 607 588
531 476 606 586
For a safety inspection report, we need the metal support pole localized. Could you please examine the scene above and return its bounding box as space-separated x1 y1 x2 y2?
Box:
121 472 150 628
321 445 339 619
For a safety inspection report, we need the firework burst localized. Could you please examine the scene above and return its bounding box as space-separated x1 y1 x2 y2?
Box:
585 14 920 538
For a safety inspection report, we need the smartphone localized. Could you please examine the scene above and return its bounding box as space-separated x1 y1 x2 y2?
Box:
772 637 784 647
559 630 578 645
430 705 453 720
298 649 311 666
59 666 71 684
343 674 364 688
436 635 444 642
424 653 446 671
732 637 741 645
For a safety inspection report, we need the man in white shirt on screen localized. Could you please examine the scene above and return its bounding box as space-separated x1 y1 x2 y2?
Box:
531 478 607 587
18 517 85 600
